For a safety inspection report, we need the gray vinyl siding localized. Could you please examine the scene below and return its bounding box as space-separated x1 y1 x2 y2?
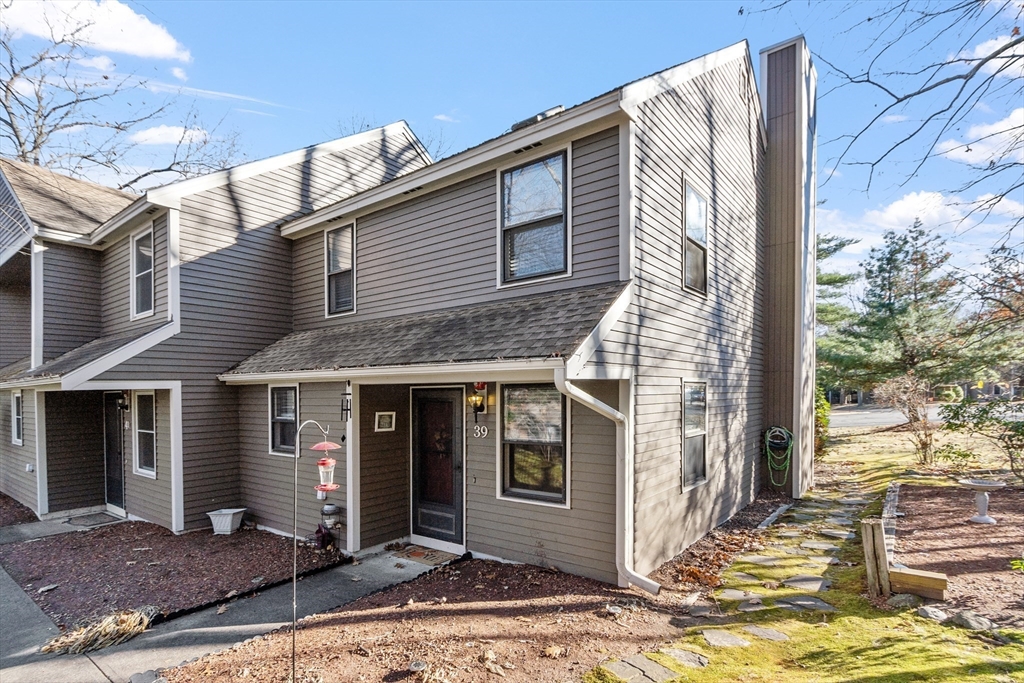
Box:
101 213 169 335
359 384 409 548
42 242 102 361
45 391 105 512
0 279 30 367
121 389 173 527
238 383 349 537
618 57 767 576
93 135 424 530
292 126 622 329
466 381 618 584
0 389 37 512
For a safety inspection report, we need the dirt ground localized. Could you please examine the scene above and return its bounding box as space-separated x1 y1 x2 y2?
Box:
896 484 1024 628
0 492 39 526
0 521 344 628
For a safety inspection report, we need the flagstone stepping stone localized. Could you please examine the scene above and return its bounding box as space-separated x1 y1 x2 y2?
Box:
737 600 772 612
839 498 872 505
782 574 832 592
824 517 854 526
703 630 751 647
743 625 790 641
721 588 762 601
819 529 856 540
804 554 840 564
801 541 841 552
917 605 949 622
778 530 805 538
737 555 780 566
784 513 816 522
775 596 837 612
603 656 678 682
731 571 760 583
688 605 713 618
660 648 709 668
783 547 811 555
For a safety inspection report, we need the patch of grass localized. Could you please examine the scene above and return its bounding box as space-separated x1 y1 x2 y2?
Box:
582 665 627 683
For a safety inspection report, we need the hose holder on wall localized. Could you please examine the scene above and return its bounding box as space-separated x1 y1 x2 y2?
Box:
765 426 794 488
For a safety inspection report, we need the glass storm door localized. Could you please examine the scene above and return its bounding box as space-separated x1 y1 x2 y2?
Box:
103 393 125 510
411 388 463 545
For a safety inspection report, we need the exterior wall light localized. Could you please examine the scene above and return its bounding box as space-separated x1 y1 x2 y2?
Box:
468 382 487 423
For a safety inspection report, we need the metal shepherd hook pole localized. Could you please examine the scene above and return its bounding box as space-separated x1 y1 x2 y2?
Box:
292 419 331 683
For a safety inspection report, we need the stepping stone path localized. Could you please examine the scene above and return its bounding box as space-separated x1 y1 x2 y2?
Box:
778 530 805 538
801 541 841 552
743 625 790 641
720 588 762 601
782 574 832 592
737 555 780 566
688 605 714 618
839 498 872 505
783 547 811 555
703 630 751 647
775 595 837 612
737 600 771 612
819 529 857 540
824 517 854 526
660 648 708 668
785 513 816 522
732 571 760 583
603 656 678 682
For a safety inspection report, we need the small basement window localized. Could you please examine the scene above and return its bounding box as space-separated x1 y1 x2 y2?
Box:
684 183 708 293
326 224 354 314
11 390 23 446
132 228 154 317
270 386 297 454
134 392 156 476
501 152 567 282
500 384 567 504
682 381 707 488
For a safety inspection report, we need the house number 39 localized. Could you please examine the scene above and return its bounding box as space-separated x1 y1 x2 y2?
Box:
473 425 489 438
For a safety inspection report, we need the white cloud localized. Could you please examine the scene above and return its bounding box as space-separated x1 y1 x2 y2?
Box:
78 55 115 71
10 77 36 98
171 67 188 82
5 0 191 62
881 114 908 123
960 35 1024 78
129 125 207 145
936 108 1024 165
433 113 459 123
234 108 276 117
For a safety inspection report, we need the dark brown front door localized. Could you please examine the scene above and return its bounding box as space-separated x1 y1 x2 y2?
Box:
103 393 124 510
411 388 463 545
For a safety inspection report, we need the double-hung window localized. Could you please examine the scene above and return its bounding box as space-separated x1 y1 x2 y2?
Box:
11 390 23 446
132 228 154 317
326 224 354 314
134 392 156 476
684 183 708 293
501 152 567 283
682 381 707 488
500 384 567 504
270 386 297 454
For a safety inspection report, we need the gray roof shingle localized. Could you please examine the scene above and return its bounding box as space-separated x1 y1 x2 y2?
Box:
0 158 137 235
226 282 627 376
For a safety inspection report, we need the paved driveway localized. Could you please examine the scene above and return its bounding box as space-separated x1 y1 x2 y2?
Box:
829 405 944 428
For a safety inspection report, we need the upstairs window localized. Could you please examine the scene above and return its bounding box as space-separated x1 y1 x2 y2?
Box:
326 224 354 314
132 228 154 317
11 390 23 446
684 183 708 293
682 381 707 488
501 152 567 283
270 386 297 454
134 392 156 476
500 384 567 504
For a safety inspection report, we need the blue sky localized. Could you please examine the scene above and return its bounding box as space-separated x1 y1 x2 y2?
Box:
4 0 1021 281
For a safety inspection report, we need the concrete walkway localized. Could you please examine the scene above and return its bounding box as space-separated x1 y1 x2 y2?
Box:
1 549 432 683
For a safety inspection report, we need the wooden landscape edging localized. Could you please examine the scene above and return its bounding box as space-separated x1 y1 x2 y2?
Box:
862 482 947 601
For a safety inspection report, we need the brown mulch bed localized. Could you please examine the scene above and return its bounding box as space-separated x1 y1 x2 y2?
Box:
164 559 680 683
896 484 1024 628
648 487 788 594
0 492 39 526
0 521 344 629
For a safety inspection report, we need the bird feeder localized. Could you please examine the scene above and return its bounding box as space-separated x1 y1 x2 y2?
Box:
311 440 342 499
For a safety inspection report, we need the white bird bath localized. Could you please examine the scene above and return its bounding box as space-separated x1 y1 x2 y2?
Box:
958 479 1006 524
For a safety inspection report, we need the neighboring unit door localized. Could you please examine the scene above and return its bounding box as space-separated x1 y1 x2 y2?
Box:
411 388 463 546
103 393 125 511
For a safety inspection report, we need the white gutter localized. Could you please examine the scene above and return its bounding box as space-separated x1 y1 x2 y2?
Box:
554 367 660 595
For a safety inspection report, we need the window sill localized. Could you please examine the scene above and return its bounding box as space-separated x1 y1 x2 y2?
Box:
497 271 572 291
681 478 708 494
269 449 298 458
12 440 23 447
133 468 157 479
324 308 356 320
131 309 156 322
496 492 570 510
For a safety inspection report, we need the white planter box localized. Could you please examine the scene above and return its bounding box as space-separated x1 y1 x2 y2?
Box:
207 508 247 535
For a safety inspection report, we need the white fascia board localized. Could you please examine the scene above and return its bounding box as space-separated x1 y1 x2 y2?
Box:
89 198 156 246
280 95 625 239
619 40 750 117
218 358 565 385
0 232 32 267
60 320 180 390
0 378 60 390
565 284 633 379
145 122 424 207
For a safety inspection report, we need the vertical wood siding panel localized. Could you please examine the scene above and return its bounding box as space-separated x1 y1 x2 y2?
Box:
359 384 410 548
45 391 105 512
42 243 102 360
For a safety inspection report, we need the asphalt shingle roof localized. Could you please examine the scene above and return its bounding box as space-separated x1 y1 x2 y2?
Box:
0 158 137 235
226 282 627 376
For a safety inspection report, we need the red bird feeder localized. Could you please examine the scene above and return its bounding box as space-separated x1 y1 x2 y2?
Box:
312 441 342 498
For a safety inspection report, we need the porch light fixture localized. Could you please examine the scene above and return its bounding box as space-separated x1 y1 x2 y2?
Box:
116 392 130 412
320 503 343 529
468 382 487 423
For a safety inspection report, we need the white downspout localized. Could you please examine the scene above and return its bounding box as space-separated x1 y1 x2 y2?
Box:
554 367 660 595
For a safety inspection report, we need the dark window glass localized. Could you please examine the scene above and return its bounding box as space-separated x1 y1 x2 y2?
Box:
271 387 297 453
683 382 707 487
136 393 156 472
134 231 154 315
501 384 566 502
327 225 354 314
501 154 567 282
684 184 708 293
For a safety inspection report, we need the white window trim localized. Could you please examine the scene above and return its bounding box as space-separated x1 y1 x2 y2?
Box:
132 390 157 478
324 220 357 319
681 378 709 493
495 144 574 290
494 382 572 510
11 390 23 446
268 384 299 457
682 176 709 297
130 223 156 320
